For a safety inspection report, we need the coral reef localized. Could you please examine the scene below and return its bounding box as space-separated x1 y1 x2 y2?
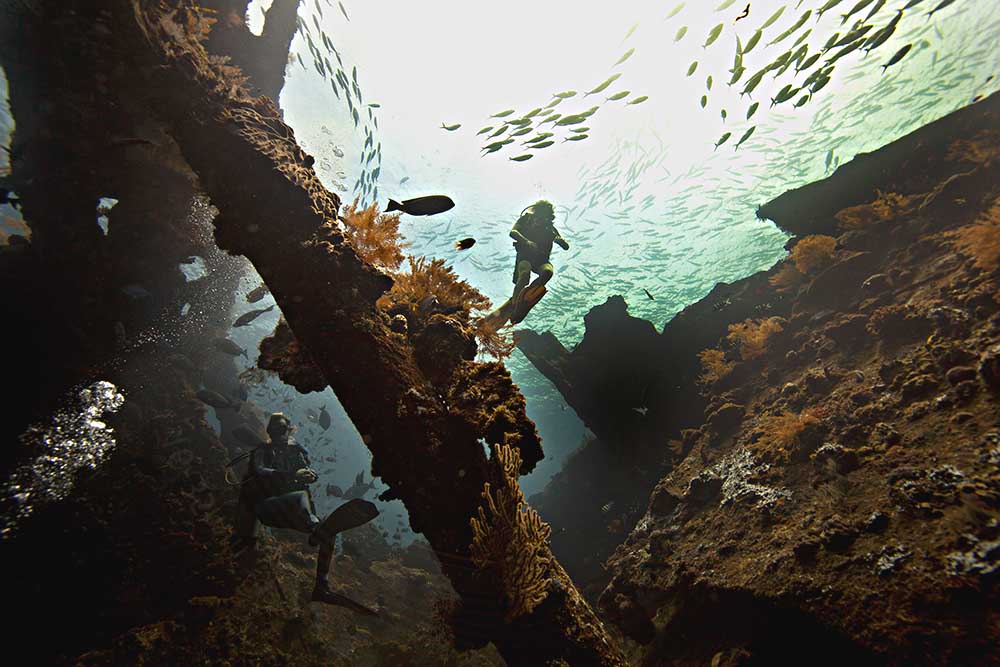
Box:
726 316 786 361
470 444 553 621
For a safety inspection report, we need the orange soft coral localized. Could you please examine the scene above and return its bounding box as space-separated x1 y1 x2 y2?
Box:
698 348 735 386
790 235 837 274
951 197 1000 273
834 190 918 230
726 317 785 361
339 198 408 271
378 256 491 323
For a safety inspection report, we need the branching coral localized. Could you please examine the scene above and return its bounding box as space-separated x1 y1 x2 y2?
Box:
790 235 837 274
470 444 552 621
472 318 518 360
378 256 491 325
698 348 735 386
726 317 785 361
339 198 407 271
951 197 1000 273
835 190 919 230
752 411 822 460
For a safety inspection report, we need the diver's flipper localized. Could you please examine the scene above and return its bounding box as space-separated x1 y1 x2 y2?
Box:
509 285 546 325
310 498 379 548
311 585 381 616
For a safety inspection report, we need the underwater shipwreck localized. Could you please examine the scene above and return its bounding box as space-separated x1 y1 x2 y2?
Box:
0 0 998 665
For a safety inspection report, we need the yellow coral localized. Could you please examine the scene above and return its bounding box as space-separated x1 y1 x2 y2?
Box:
339 198 408 271
790 235 837 274
726 317 784 361
951 197 1000 273
834 190 918 230
470 444 552 621
698 348 735 386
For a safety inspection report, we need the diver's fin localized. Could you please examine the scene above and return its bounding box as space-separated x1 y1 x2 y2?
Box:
509 285 546 325
310 498 379 548
311 585 380 616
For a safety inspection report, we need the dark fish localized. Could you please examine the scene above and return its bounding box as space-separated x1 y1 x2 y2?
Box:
455 237 476 250
233 304 275 327
319 406 332 431
881 44 912 72
735 3 750 23
385 195 455 216
326 484 345 497
246 282 269 303
643 288 655 301
213 337 247 358
196 389 238 411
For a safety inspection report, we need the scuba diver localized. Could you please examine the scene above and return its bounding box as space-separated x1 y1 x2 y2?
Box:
231 413 379 615
486 200 570 327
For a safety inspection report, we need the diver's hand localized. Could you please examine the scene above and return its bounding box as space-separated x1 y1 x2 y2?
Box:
295 468 319 484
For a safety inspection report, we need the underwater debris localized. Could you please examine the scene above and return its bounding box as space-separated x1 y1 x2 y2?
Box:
470 444 552 621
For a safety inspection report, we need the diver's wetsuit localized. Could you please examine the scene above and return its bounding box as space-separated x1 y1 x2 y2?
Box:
234 437 334 587
510 215 569 299
236 437 318 535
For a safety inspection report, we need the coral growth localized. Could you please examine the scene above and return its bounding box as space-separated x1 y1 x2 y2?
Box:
378 257 491 322
750 411 822 461
472 318 518 360
726 317 785 361
946 130 1000 167
339 198 407 271
790 235 837 274
951 197 1000 273
470 444 552 621
834 190 918 230
769 263 805 292
698 348 735 386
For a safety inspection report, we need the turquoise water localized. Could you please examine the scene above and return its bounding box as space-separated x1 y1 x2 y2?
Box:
260 0 1000 492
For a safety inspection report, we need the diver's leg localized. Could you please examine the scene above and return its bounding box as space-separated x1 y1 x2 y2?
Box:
512 259 532 299
255 491 320 532
315 544 334 588
528 262 554 290
231 489 260 552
